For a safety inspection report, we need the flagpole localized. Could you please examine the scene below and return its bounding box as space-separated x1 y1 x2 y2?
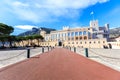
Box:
90 11 94 20
93 14 94 20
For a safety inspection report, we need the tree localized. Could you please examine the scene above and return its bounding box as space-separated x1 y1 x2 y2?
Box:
0 23 14 35
0 23 14 48
16 36 26 47
33 35 44 46
7 35 16 47
0 35 7 47
15 36 22 46
0 35 17 48
15 35 44 47
25 36 34 46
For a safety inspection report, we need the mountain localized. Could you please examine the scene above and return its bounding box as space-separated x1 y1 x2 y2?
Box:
18 26 120 38
18 27 56 36
109 27 120 38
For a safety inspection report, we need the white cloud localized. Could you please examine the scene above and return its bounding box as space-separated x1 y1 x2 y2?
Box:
34 0 109 9
1 0 109 23
12 1 29 7
109 6 120 15
14 25 38 30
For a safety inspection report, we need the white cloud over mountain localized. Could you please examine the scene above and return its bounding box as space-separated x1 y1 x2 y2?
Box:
0 0 109 23
15 25 38 30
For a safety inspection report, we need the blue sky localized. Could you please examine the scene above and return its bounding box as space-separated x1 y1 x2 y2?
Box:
0 0 120 35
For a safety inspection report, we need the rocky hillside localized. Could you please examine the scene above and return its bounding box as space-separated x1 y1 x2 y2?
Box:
18 27 56 36
109 27 120 38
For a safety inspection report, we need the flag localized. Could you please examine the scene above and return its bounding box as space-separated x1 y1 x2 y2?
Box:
90 11 94 15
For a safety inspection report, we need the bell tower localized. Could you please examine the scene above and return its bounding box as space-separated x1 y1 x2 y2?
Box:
90 20 99 31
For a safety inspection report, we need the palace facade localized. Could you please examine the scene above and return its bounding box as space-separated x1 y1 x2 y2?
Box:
39 20 110 48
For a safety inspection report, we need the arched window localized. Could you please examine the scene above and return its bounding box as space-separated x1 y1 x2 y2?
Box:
76 37 78 40
79 32 82 35
71 32 74 37
68 33 70 37
103 41 105 43
75 32 78 36
88 32 91 36
79 36 82 40
89 41 91 44
64 33 66 37
83 31 87 35
84 36 87 40
71 37 74 40
76 42 78 44
57 34 60 38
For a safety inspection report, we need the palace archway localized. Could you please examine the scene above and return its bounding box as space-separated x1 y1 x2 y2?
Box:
58 41 62 46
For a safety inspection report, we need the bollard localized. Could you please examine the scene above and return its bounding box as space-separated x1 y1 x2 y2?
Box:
48 47 49 51
85 48 88 57
42 47 44 53
66 46 67 49
51 46 52 50
74 47 76 53
70 47 71 51
51 46 53 50
67 46 69 49
27 48 30 58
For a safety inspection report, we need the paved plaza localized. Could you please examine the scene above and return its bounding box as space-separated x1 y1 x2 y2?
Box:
0 48 120 80
0 47 49 68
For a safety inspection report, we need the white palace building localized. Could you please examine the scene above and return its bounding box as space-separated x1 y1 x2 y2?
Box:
39 20 110 48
